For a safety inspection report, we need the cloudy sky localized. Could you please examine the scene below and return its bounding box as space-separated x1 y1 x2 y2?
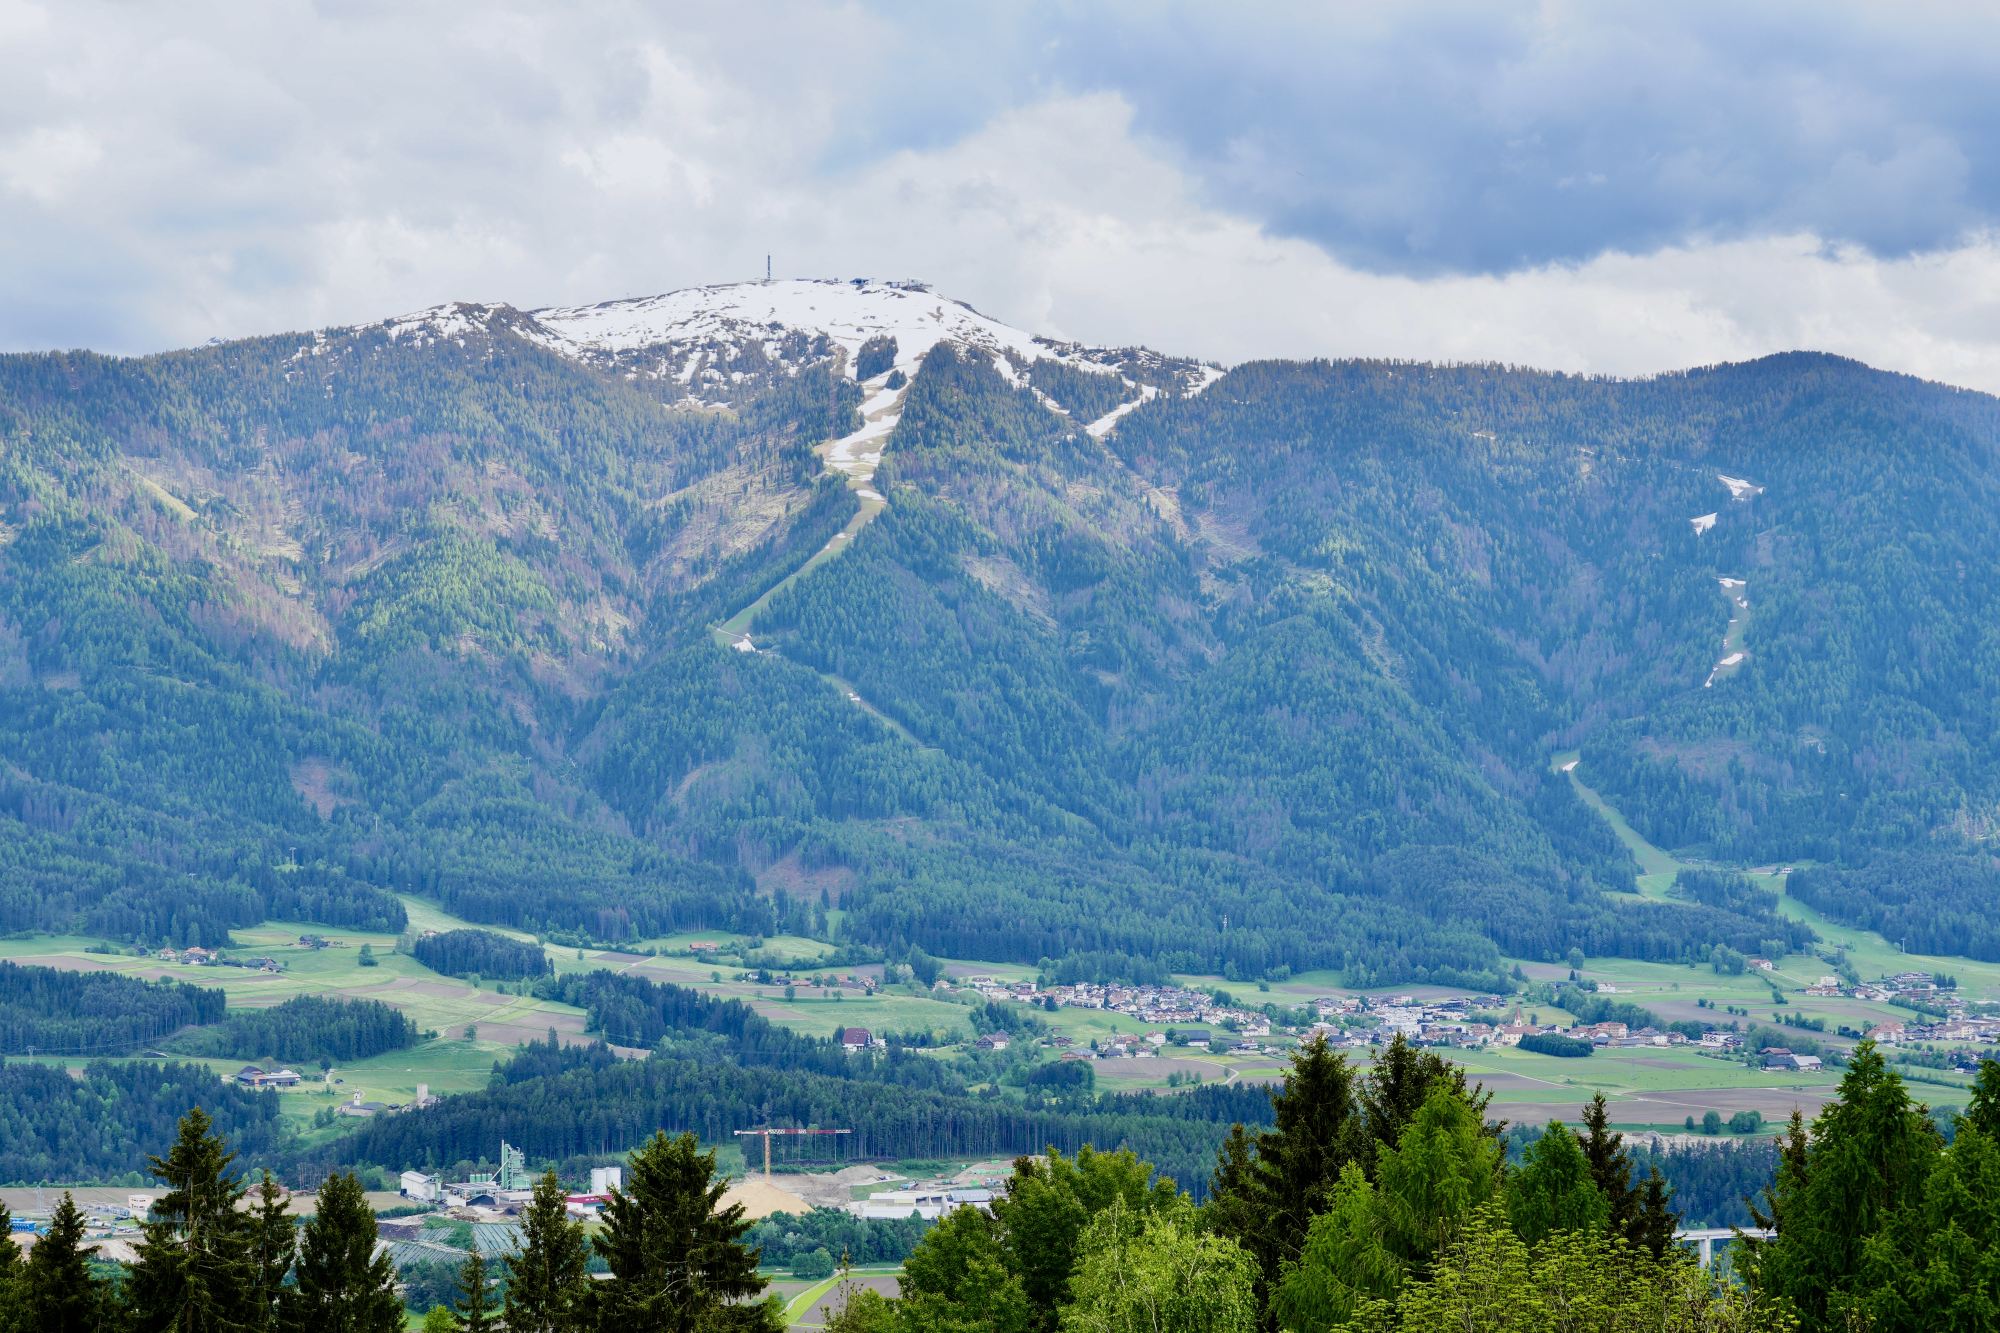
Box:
5 0 2000 389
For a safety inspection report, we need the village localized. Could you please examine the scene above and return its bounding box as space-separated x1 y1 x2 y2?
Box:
930 964 2000 1074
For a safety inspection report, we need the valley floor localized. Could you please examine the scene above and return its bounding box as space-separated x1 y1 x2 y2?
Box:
3 754 1987 1183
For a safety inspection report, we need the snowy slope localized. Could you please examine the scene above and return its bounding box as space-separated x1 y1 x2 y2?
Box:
345 280 1218 494
532 278 1064 379
361 278 1212 395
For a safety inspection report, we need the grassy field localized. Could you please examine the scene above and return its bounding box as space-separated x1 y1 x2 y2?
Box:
771 1267 901 1331
1449 1041 1846 1130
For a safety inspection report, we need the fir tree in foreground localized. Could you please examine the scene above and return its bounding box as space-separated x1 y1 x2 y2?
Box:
284 1171 400 1332
504 1170 592 1332
452 1249 496 1332
128 1105 257 1332
0 1200 21 1330
246 1171 297 1331
587 1129 782 1333
21 1193 105 1333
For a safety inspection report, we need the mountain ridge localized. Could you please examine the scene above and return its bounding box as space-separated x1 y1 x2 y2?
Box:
3 287 1998 987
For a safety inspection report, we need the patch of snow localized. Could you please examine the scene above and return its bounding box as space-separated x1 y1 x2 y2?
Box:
1717 577 1746 589
1717 474 1763 501
530 279 1076 383
824 379 910 485
1184 364 1227 397
1084 383 1157 439
858 383 903 416
336 279 1220 501
1084 400 1139 438
1690 513 1718 535
1703 651 1748 688
379 302 507 345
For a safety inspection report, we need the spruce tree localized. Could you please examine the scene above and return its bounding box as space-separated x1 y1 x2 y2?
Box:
453 1250 496 1333
1203 1124 1261 1247
1966 1057 2000 1138
1371 1084 1503 1271
0 1200 24 1329
22 1193 104 1333
1854 1119 2000 1327
1208 1035 1364 1307
283 1172 402 1333
505 1170 591 1333
1577 1094 1636 1234
129 1105 256 1332
1741 1040 1941 1327
1627 1166 1677 1259
1507 1123 1609 1246
1360 1032 1493 1166
588 1130 781 1333
246 1171 297 1331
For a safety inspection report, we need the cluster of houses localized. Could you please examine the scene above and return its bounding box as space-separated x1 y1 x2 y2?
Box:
1289 995 1765 1057
1089 1028 1261 1059
1865 1013 2000 1048
155 946 283 972
1784 967 1963 1009
960 977 1274 1037
234 1064 305 1088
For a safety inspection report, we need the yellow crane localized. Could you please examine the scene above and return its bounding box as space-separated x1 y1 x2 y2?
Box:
732 1126 852 1178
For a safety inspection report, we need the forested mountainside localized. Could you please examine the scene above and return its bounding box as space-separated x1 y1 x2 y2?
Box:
4 279 1997 984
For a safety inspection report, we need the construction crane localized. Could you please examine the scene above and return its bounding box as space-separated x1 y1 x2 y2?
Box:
733 1126 852 1178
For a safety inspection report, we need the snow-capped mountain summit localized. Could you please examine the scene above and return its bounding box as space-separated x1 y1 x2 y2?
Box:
360 278 1213 397
533 278 1053 379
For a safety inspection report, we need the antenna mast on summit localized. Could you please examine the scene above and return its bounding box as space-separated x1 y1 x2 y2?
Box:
766 254 771 283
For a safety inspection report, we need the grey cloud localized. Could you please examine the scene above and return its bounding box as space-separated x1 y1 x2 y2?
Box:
1 0 1998 392
857 1 2000 273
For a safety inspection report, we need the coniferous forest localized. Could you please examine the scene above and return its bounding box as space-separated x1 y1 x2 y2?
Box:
9 317 1997 987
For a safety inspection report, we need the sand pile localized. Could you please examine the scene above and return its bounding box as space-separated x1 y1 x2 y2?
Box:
721 1177 812 1219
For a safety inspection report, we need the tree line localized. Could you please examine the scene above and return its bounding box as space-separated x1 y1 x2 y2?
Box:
0 1059 284 1185
0 959 223 1056
410 928 552 981
169 994 420 1066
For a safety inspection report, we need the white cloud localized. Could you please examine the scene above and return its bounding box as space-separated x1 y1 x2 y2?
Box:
0 126 103 205
0 3 1997 396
